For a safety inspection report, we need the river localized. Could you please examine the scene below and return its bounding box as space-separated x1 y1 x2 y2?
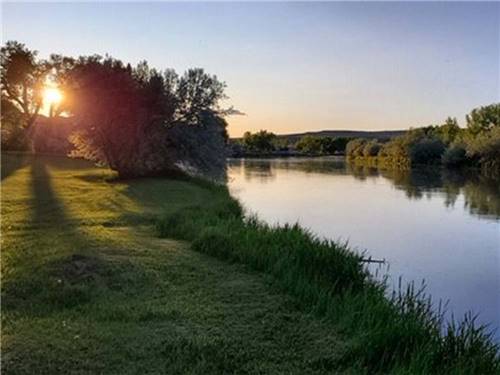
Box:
227 157 500 340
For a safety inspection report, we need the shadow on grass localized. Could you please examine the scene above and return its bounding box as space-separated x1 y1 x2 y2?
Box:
2 156 109 313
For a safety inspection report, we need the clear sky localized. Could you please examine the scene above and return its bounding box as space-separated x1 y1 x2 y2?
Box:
2 2 499 137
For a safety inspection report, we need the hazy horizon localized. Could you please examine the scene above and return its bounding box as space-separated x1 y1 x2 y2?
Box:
2 2 499 137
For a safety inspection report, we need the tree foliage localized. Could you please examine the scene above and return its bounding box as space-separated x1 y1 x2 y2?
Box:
63 56 229 177
0 41 49 131
295 136 348 155
242 130 276 153
346 103 500 172
464 127 500 170
466 103 500 136
1 98 27 150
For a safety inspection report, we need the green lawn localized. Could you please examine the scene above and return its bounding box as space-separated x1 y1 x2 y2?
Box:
1 153 348 374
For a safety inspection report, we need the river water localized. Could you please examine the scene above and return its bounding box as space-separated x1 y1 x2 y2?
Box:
227 157 500 340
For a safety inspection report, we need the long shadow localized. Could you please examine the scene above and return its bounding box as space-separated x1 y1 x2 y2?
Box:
30 157 70 225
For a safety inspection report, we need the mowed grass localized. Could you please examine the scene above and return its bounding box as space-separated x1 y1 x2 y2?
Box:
1 153 350 374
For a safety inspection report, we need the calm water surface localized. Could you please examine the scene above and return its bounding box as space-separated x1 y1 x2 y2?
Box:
227 157 500 340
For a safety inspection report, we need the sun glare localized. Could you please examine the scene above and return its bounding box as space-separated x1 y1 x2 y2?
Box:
43 87 63 106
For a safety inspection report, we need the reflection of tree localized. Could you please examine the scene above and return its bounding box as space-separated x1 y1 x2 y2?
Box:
461 176 500 218
271 157 346 175
346 164 380 181
229 157 500 219
347 162 500 219
233 159 276 183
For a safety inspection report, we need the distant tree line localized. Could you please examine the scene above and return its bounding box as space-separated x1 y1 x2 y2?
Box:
1 41 232 178
346 104 500 173
231 130 350 156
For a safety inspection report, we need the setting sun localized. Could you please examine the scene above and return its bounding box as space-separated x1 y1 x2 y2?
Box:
43 86 63 105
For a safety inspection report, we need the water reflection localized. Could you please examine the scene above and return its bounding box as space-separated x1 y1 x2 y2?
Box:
376 168 499 219
230 158 500 220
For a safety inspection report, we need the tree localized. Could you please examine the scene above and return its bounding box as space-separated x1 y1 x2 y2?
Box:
295 135 323 154
1 98 26 150
242 130 276 153
436 117 461 145
465 126 500 170
466 103 500 136
65 56 229 178
1 41 48 132
176 68 226 124
296 136 349 155
65 56 143 171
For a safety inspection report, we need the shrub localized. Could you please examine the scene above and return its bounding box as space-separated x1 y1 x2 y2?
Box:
345 138 367 157
362 141 382 157
409 138 446 165
442 143 468 167
465 126 500 171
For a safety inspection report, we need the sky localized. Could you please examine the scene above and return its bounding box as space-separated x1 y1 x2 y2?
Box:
2 2 499 137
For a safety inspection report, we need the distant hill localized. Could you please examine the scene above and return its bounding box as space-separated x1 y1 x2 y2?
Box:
231 129 406 142
275 129 406 143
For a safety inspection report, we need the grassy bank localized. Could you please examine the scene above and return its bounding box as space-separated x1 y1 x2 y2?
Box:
2 153 356 374
2 153 499 374
157 197 500 373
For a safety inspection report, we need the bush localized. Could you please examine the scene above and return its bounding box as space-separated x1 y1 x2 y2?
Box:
345 139 367 157
465 127 500 171
442 144 468 167
296 136 349 155
362 141 382 157
409 138 446 165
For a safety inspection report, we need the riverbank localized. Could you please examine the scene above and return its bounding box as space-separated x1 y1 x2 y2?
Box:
157 194 500 373
1 153 351 374
2 153 499 374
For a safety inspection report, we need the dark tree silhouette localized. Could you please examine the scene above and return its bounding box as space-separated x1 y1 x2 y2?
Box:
65 56 229 178
0 41 48 132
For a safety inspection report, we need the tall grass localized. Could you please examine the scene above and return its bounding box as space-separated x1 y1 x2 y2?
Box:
156 194 500 374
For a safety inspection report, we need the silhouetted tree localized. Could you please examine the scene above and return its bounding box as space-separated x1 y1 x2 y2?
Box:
0 41 48 133
65 56 229 178
1 98 26 150
176 68 226 123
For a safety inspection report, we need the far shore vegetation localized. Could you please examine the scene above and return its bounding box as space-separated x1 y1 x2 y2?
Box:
229 104 500 176
345 104 500 174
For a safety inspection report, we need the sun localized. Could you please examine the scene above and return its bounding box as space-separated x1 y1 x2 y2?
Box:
43 87 63 106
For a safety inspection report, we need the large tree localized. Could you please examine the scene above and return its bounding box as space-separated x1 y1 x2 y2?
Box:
65 57 229 178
